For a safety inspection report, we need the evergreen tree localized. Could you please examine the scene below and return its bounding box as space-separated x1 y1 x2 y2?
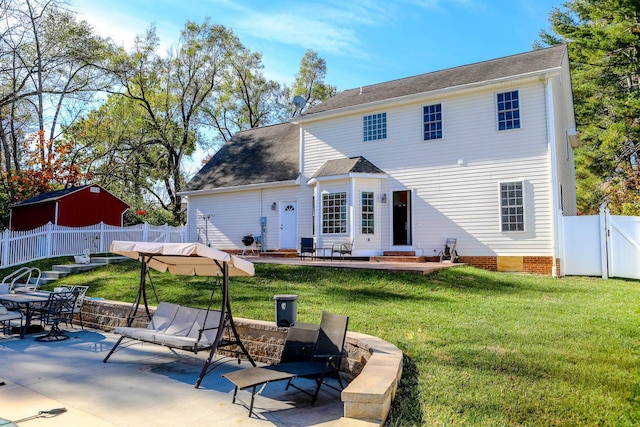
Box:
538 0 640 214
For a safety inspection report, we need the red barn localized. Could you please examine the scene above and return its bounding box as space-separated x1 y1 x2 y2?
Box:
9 184 129 231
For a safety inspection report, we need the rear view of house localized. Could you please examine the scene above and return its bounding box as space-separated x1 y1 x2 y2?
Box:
181 45 579 275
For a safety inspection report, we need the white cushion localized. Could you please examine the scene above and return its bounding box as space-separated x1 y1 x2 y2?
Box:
0 304 7 315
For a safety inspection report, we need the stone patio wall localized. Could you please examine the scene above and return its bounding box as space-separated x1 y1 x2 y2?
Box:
79 299 403 426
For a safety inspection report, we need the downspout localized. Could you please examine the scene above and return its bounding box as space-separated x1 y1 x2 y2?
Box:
299 126 304 180
544 74 560 277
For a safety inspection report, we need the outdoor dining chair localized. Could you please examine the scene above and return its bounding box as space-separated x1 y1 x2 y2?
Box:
32 290 79 342
0 304 22 335
60 285 89 328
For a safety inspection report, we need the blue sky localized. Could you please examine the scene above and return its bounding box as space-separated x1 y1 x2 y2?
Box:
71 0 564 91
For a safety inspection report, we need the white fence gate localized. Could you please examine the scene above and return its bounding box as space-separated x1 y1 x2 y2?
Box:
562 207 640 279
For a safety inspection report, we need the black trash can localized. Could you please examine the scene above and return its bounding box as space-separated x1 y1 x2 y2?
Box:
274 294 298 327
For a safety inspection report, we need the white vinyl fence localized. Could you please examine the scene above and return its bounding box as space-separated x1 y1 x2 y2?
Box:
0 222 186 268
562 206 640 279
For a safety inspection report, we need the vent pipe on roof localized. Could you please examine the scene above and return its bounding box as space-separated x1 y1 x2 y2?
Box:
359 86 363 95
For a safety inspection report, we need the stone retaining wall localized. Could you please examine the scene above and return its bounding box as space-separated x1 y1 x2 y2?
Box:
79 299 402 426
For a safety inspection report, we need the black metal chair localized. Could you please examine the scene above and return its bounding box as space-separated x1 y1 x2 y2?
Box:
33 290 79 342
300 237 316 259
223 312 349 417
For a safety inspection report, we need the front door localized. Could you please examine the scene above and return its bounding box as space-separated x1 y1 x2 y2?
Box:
279 201 298 249
392 190 412 246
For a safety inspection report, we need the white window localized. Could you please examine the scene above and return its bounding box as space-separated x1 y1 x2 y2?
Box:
423 104 442 140
363 112 387 141
322 192 347 234
361 192 374 234
497 90 520 131
500 181 524 231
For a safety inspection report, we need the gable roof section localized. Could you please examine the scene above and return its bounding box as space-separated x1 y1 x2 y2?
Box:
11 185 90 207
300 45 567 117
184 122 299 192
311 156 385 179
10 184 129 209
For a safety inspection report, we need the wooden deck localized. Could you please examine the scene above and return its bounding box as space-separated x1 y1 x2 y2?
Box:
247 255 461 275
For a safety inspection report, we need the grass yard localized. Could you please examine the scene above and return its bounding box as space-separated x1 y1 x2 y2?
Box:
13 259 640 426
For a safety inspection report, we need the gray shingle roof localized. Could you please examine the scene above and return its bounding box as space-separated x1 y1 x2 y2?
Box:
311 156 385 179
184 122 299 191
185 46 567 192
302 45 567 116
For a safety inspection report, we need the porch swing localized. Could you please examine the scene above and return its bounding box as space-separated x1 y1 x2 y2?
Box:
102 241 256 388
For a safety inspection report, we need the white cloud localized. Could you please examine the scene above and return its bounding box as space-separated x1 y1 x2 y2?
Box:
239 13 359 55
70 0 181 53
226 0 396 58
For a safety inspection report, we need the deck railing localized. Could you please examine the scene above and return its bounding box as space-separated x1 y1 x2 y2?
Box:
0 222 186 268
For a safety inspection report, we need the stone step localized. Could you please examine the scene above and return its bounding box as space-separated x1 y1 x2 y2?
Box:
34 277 58 286
40 270 69 280
90 256 129 264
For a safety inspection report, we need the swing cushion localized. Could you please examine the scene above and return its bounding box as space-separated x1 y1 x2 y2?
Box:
113 302 223 352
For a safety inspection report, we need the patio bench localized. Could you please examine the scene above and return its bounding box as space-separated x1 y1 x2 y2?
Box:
103 302 223 368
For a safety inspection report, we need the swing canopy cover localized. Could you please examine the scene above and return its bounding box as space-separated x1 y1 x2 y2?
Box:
110 241 254 277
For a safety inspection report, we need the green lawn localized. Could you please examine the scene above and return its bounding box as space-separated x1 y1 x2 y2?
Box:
12 259 640 426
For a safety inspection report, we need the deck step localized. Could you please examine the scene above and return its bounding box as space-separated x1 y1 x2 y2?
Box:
383 251 416 256
371 255 428 263
260 250 299 258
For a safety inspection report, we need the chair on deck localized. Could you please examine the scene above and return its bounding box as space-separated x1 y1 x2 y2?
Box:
64 285 89 328
0 304 22 335
32 290 79 342
331 239 353 261
439 238 459 263
299 237 316 259
222 312 349 417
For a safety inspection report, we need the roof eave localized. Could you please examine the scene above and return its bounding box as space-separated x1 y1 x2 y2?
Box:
292 67 562 124
179 178 300 197
308 172 388 185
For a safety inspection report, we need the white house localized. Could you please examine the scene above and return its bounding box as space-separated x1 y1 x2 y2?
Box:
181 45 579 275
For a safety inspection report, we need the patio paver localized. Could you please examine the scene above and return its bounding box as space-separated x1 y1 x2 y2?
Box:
0 329 344 426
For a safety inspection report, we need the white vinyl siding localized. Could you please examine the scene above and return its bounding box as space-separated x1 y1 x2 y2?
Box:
186 185 310 251
302 79 553 256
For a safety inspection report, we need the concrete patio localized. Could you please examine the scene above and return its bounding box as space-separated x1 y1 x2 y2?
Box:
0 329 345 427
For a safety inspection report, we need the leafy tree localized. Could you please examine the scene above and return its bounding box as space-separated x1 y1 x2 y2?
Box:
285 49 337 117
0 0 116 213
92 21 248 224
537 0 640 214
204 48 284 145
